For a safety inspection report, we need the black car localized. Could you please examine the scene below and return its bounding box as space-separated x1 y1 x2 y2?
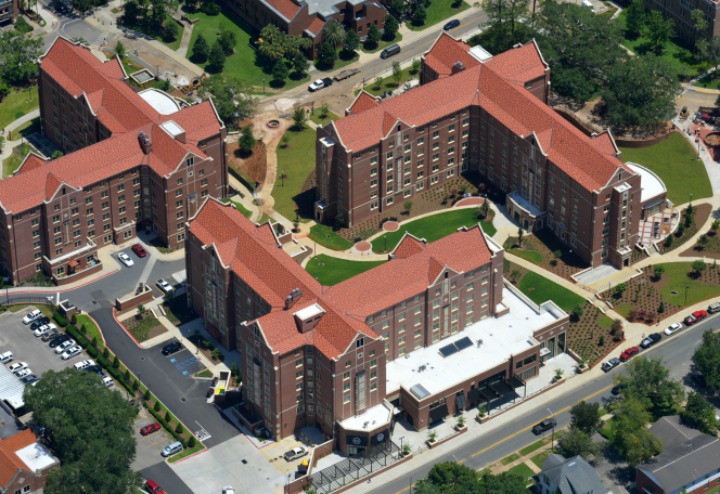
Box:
41 328 60 342
20 374 38 385
611 383 626 396
48 334 70 348
601 357 621 373
84 364 105 376
162 341 182 356
30 317 50 330
640 332 662 349
532 418 556 435
443 19 460 30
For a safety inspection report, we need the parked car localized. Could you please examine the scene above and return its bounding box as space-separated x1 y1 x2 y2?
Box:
41 328 60 342
308 78 332 92
145 479 166 494
131 243 147 258
54 339 75 354
14 368 33 378
640 332 662 349
601 357 621 372
665 322 683 336
611 383 626 396
118 252 134 267
685 310 708 326
532 418 557 435
443 19 461 30
49 334 70 348
708 302 720 314
140 423 161 436
0 351 13 364
161 441 184 457
101 376 114 387
620 346 640 362
74 359 95 370
84 364 104 376
30 317 51 330
61 345 82 360
156 279 173 294
22 309 42 324
8 362 27 373
161 341 182 356
33 323 57 337
222 487 236 494
20 374 38 385
284 446 308 462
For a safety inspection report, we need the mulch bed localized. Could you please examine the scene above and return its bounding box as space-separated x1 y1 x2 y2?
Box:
227 140 267 185
124 314 167 343
660 203 711 254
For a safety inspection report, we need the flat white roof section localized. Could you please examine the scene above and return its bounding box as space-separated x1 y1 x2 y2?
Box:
16 442 58 471
470 45 493 62
160 120 185 137
294 303 325 321
0 365 25 410
386 287 566 398
139 88 180 115
626 162 667 203
340 402 392 432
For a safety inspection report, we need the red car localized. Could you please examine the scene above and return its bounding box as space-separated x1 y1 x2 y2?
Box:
140 423 161 436
620 346 640 362
685 310 707 326
145 479 165 494
131 244 147 258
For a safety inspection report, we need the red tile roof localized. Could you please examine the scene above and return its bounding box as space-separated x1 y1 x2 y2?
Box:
0 430 39 487
325 225 493 316
331 38 631 192
422 32 480 79
0 38 223 215
262 0 301 21
347 91 380 115
188 199 378 359
305 16 326 36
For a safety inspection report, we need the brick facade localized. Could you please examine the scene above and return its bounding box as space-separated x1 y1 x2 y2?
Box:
644 0 720 42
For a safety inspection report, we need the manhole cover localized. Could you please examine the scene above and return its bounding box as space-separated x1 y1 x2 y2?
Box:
140 356 145 361
242 459 247 465
92 300 98 305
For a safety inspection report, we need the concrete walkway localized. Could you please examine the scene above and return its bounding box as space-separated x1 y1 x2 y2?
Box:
0 109 41 177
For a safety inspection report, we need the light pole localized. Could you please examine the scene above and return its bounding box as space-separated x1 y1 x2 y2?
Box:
685 285 690 307
262 78 265 95
547 407 555 450
281 170 286 187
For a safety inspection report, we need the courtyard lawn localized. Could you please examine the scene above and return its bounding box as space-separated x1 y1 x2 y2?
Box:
274 125 317 221
371 208 496 253
309 224 353 251
660 262 720 307
0 87 39 131
505 462 535 484
619 132 711 206
531 450 552 469
407 0 470 31
363 66 417 97
507 247 544 264
187 12 267 88
306 255 385 285
517 271 585 312
309 108 339 126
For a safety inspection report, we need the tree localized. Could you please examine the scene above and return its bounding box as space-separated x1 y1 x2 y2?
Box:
404 200 413 214
292 107 306 130
652 264 665 281
217 24 236 54
191 34 209 63
614 282 627 298
321 20 346 50
692 259 707 278
411 3 427 26
700 37 720 77
163 19 179 42
24 369 142 493
692 330 720 395
365 24 381 49
414 462 527 494
482 0 529 51
272 60 289 83
343 28 360 57
238 126 256 156
198 75 257 129
644 11 674 55
383 14 400 41
611 397 663 467
570 401 601 434
317 40 337 69
517 226 524 247
690 9 709 53
207 41 226 72
681 392 718 434
290 51 309 78
618 356 685 419
115 40 126 59
558 428 598 459
257 25 311 68
0 31 43 86
386 0 406 18
624 0 645 39
392 61 402 86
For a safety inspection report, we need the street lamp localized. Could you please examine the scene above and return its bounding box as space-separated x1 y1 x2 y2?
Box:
281 170 287 187
685 285 690 307
262 78 265 95
547 407 555 450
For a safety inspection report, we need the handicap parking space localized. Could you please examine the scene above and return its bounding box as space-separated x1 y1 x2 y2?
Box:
0 308 83 379
167 350 205 376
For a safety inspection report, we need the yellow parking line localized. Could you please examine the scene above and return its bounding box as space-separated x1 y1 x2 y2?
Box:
146 437 166 448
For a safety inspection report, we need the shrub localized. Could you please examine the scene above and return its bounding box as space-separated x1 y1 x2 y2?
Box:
132 379 139 391
70 314 78 325
200 1 220 14
112 355 120 368
154 401 161 412
143 389 151 401
102 347 110 359
188 436 196 448
165 411 171 422
598 335 605 346
175 423 183 434
124 369 131 382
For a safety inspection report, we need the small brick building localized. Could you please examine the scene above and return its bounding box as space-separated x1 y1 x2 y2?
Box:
0 429 59 494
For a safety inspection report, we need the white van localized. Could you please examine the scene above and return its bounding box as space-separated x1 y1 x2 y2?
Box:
0 351 12 364
161 441 184 457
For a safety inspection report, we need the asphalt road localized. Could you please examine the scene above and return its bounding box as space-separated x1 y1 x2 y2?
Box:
371 315 716 494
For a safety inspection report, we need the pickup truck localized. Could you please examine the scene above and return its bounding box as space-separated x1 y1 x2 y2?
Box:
308 78 333 92
334 68 360 81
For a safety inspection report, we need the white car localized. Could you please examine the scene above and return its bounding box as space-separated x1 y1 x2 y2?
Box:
308 79 325 91
222 487 236 494
118 252 134 267
33 323 57 337
22 309 42 324
665 322 683 336
102 376 114 387
8 362 27 373
0 351 13 364
74 359 95 370
61 346 82 360
156 279 173 294
54 339 76 354
14 368 32 378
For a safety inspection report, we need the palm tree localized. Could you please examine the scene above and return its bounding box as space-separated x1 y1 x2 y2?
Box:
322 20 347 50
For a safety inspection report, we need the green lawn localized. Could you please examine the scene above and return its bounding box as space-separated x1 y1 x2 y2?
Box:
360 33 404 54
519 440 546 456
309 224 354 251
0 87 39 131
507 248 544 264
164 15 183 51
518 271 585 312
306 254 385 285
530 450 551 469
309 108 339 126
619 132 711 206
371 208 496 254
363 66 418 97
598 315 614 328
75 314 105 348
500 453 520 465
660 262 720 307
231 200 252 218
3 150 25 178
274 125 317 221
407 1 470 31
505 462 535 482
9 117 39 141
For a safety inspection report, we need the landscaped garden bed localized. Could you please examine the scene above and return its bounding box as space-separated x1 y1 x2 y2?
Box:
659 203 710 254
124 311 166 342
188 330 224 362
681 217 720 259
503 230 588 280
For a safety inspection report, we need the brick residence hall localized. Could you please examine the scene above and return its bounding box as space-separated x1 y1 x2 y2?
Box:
315 33 669 269
0 37 227 285
186 198 569 457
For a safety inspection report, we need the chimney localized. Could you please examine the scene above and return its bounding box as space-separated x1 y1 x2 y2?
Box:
138 131 152 154
284 288 303 310
451 61 465 74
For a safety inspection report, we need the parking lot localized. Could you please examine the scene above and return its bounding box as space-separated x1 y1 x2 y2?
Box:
131 406 177 471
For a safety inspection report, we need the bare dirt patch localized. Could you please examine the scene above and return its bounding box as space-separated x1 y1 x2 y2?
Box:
227 140 267 184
